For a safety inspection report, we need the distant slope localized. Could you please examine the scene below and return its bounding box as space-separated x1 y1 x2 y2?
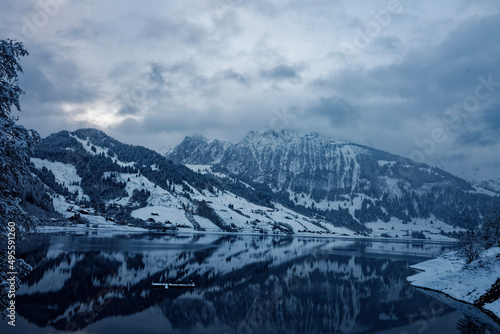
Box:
167 129 500 232
31 129 364 236
475 178 500 196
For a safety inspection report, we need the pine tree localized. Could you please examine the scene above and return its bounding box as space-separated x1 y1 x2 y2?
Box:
481 207 500 249
0 39 40 316
1 39 41 229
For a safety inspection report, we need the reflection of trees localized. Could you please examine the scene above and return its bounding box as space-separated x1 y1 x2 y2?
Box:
160 298 216 330
17 238 462 333
125 253 145 271
17 251 123 329
204 256 430 334
457 316 488 334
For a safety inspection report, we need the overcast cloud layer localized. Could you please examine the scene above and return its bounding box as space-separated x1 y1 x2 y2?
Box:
1 0 499 181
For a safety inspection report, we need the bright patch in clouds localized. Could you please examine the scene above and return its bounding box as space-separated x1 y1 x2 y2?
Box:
62 102 132 128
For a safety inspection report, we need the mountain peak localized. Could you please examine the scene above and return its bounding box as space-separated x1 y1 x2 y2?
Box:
165 128 499 230
249 128 318 138
243 129 344 146
167 134 231 164
184 133 208 143
72 128 109 140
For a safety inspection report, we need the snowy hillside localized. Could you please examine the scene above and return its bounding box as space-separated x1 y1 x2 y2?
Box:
475 178 500 196
31 158 89 202
29 128 499 239
167 129 500 233
30 129 363 237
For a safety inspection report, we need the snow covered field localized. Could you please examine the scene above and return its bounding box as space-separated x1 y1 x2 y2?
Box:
407 247 500 320
37 214 148 236
38 196 148 235
366 216 460 241
185 164 213 174
30 156 462 241
131 206 191 226
31 158 89 201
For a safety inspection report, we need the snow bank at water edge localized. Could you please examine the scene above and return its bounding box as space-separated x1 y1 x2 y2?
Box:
407 247 500 320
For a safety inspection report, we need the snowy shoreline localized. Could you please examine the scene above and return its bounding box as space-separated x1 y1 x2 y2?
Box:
407 247 500 323
34 224 458 244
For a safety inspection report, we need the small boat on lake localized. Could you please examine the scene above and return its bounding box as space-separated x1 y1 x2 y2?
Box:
151 279 195 290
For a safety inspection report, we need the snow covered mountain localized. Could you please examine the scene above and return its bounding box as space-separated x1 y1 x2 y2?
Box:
29 128 499 239
475 178 500 195
167 129 500 233
30 129 362 237
166 134 230 165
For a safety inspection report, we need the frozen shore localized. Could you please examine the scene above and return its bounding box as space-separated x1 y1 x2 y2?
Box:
407 247 500 321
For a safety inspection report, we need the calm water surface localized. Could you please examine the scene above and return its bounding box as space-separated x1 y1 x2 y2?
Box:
2 233 499 334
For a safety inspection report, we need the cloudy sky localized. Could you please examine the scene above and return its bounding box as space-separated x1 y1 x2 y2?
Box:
1 0 499 181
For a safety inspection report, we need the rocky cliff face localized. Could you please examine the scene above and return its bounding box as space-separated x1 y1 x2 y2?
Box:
169 129 473 197
167 129 499 230
166 134 231 165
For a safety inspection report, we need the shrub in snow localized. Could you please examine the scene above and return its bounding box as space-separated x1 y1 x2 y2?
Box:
411 230 426 239
457 231 483 264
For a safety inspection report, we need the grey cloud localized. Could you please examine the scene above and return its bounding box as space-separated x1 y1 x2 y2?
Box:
260 64 303 82
212 8 243 37
299 12 500 172
309 97 358 126
456 130 497 147
481 103 500 131
215 0 245 9
220 69 248 84
112 93 285 148
19 44 97 104
148 62 166 86
117 104 140 116
12 42 101 137
140 17 208 45
317 14 500 101
16 102 92 137
454 102 500 148
112 58 252 120
313 13 500 129
216 0 279 17
370 36 403 54
58 18 104 40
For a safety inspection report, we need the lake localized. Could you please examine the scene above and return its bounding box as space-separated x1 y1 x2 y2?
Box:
2 233 499 334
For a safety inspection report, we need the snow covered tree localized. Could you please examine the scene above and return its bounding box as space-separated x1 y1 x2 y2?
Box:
0 38 40 316
0 38 40 231
480 207 500 249
1 39 28 117
457 231 483 264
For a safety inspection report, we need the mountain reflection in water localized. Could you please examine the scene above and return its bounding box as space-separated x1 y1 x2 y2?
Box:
6 234 498 334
